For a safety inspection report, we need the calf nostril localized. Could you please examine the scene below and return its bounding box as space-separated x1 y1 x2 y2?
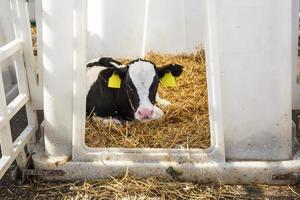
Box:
137 108 154 119
138 110 143 116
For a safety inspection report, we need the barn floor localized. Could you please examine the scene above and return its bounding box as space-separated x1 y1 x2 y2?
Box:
0 177 299 199
85 50 211 149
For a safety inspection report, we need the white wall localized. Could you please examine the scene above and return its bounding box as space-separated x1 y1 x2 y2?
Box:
87 0 146 59
28 0 205 58
205 0 293 160
87 0 205 59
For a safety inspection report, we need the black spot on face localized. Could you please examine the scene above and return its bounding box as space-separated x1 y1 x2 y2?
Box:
148 75 159 104
126 75 139 111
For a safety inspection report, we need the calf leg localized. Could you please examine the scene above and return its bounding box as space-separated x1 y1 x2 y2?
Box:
92 116 124 126
156 93 171 108
153 106 164 120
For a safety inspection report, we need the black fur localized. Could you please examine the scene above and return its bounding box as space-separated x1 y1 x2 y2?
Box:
86 58 183 121
156 64 183 78
86 68 135 120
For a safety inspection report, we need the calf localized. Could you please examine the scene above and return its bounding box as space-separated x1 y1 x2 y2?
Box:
86 57 183 122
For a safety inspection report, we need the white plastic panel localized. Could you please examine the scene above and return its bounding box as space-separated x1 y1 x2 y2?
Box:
185 0 205 51
87 0 205 58
42 0 75 157
143 0 186 53
206 0 293 160
87 0 146 59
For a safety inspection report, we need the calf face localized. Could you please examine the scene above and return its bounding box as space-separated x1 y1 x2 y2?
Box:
86 57 183 122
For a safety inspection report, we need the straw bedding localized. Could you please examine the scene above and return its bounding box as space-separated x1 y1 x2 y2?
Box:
85 49 210 149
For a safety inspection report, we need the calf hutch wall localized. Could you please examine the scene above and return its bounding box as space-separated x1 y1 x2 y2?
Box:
0 0 300 184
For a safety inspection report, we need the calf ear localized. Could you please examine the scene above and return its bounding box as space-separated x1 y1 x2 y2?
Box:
98 57 123 68
114 67 127 78
87 57 122 68
99 57 127 78
156 64 183 79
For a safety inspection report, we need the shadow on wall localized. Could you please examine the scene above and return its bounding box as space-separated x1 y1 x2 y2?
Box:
86 0 204 59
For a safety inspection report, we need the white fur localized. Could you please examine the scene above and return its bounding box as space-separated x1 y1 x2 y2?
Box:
86 66 106 95
128 61 156 120
110 62 126 69
92 116 123 127
156 93 171 108
153 106 164 119
86 59 126 96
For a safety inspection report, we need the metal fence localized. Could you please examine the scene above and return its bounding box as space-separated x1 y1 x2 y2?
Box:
0 0 38 180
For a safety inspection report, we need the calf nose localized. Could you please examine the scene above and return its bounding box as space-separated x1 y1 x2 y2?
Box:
137 108 154 119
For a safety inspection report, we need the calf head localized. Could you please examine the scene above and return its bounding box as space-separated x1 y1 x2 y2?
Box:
98 58 183 122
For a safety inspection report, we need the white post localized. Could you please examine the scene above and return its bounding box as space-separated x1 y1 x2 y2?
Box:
206 0 293 160
292 0 300 109
0 71 13 156
72 0 87 160
42 0 76 158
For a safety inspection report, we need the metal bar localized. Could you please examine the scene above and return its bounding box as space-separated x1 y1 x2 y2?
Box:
0 69 13 156
13 50 29 95
0 124 36 179
22 169 65 177
10 43 38 153
0 94 29 130
0 125 13 156
0 0 39 181
0 39 22 63
7 94 29 117
12 48 38 153
0 156 10 173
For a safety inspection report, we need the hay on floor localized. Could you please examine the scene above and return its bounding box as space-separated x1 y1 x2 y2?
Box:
85 49 210 149
2 176 299 200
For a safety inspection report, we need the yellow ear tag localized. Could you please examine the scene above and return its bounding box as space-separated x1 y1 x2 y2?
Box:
108 72 121 89
161 72 176 87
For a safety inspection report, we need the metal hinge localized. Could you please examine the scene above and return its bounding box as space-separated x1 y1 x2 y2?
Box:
272 173 300 181
20 169 65 184
22 169 65 177
11 153 66 184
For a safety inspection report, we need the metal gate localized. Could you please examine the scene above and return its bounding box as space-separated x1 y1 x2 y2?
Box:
0 0 38 179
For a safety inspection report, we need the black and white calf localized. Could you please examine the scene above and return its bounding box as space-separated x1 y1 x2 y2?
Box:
86 57 183 122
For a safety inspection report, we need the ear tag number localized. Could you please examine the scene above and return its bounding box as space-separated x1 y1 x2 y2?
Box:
108 72 121 89
161 72 176 87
